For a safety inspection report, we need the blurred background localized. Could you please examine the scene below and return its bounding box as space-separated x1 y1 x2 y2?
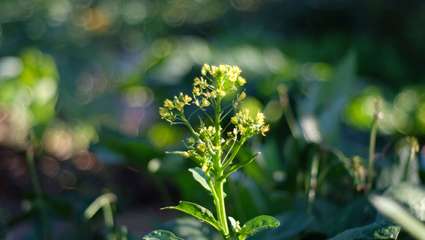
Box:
1 0 425 239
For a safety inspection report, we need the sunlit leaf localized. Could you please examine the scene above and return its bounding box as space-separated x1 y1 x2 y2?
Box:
189 168 211 192
238 215 280 239
162 201 220 231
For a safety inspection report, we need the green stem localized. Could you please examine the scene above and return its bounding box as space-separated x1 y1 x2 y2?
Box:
26 146 50 240
180 113 198 138
402 142 417 182
277 85 301 138
367 118 378 192
223 138 245 169
103 203 115 238
213 179 229 238
307 153 320 212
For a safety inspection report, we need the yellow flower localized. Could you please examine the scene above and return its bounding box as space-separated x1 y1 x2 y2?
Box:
260 124 270 136
198 64 246 99
182 94 192 104
201 98 210 107
237 76 246 86
231 109 269 137
193 87 201 96
163 99 174 109
197 142 207 153
201 64 210 76
159 107 176 122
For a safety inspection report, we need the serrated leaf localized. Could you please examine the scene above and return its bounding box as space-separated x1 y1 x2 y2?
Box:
188 168 211 192
239 215 280 239
162 201 220 231
143 230 183 240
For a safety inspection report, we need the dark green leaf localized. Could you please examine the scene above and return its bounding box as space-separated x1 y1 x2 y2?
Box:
330 221 400 240
162 201 220 231
143 230 183 240
163 217 217 240
371 195 425 240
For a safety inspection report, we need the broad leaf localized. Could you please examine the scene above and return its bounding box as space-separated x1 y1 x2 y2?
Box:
163 217 217 240
162 201 220 230
371 195 425 240
189 168 211 192
239 215 280 239
330 222 400 240
383 183 425 221
143 230 183 240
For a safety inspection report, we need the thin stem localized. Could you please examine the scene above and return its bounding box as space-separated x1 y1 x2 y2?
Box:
402 140 418 182
26 145 51 240
213 95 223 173
367 117 378 192
103 203 115 235
277 85 301 138
307 153 320 212
223 139 237 164
214 97 222 144
223 138 246 169
220 105 234 121
180 113 198 138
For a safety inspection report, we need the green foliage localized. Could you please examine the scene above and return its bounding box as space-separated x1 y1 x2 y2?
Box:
330 222 400 240
162 201 220 231
189 168 212 192
143 230 184 240
236 215 280 240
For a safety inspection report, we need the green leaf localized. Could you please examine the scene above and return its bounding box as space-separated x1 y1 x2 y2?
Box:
143 230 183 240
188 168 211 192
371 195 425 240
330 222 400 240
229 216 242 233
239 215 280 239
383 183 425 221
162 201 220 231
163 217 217 240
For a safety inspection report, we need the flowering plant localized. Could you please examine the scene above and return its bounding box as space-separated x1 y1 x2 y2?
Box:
144 64 279 240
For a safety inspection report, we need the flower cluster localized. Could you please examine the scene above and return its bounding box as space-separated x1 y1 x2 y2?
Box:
151 64 279 240
159 64 269 173
184 126 219 172
231 109 270 137
159 92 192 122
201 64 246 90
193 64 246 109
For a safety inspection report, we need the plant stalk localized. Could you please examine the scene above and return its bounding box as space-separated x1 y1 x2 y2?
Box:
26 146 50 240
214 179 230 238
367 117 378 192
103 203 116 239
307 153 320 211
